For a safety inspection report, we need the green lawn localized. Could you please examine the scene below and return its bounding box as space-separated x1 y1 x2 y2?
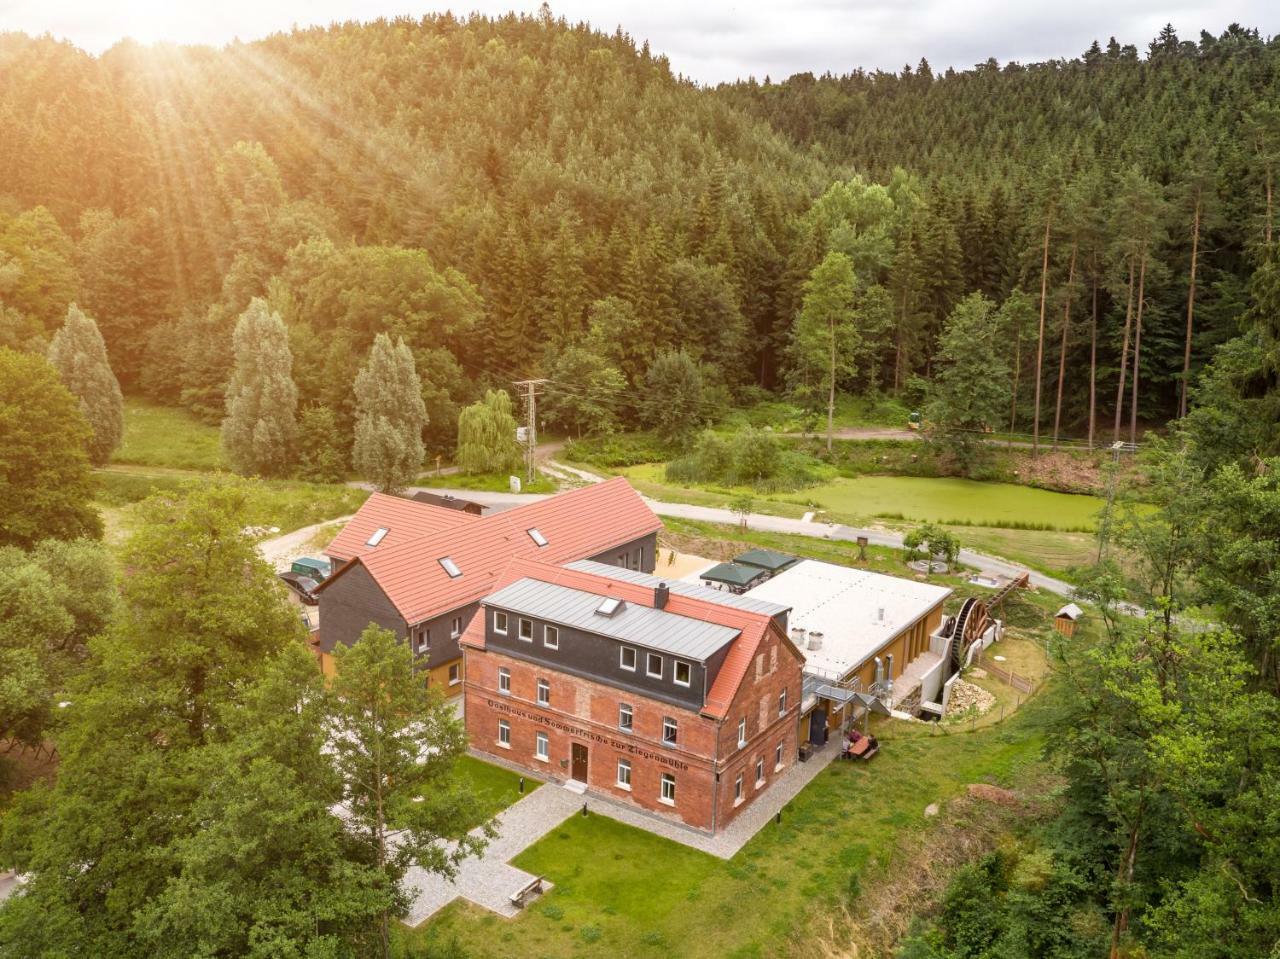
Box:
453 755 541 826
624 464 1104 533
113 398 227 471
93 469 367 553
408 704 1049 958
415 470 559 494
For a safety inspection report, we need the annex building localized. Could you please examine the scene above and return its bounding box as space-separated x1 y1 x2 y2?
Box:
315 478 662 687
460 559 804 835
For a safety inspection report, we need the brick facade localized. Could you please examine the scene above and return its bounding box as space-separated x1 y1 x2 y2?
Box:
464 618 802 835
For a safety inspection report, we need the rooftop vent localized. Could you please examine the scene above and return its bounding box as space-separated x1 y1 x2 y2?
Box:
876 607 885 623
790 627 807 647
807 631 824 651
366 527 389 547
438 557 461 578
595 596 623 618
527 527 548 547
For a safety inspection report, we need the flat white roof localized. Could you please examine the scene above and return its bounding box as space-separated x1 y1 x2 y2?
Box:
739 560 952 680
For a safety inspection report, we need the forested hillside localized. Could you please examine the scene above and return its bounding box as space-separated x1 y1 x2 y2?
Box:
3 16 1280 458
723 24 1280 436
0 11 823 447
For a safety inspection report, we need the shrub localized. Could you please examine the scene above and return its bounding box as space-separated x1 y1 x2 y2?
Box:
666 427 824 493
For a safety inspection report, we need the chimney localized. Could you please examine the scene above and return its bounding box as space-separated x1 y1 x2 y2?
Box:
655 582 669 610
885 653 894 682
791 627 807 647
807 631 824 651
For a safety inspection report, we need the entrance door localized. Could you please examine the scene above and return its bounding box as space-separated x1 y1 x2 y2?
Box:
571 743 588 782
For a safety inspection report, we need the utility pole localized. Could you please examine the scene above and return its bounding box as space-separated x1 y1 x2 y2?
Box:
1095 441 1126 563
513 378 548 486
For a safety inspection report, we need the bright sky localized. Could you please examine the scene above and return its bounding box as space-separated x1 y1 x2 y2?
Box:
5 1 1279 84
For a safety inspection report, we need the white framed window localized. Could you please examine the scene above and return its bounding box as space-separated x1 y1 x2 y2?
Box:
620 646 637 671
734 774 743 804
660 773 676 805
737 718 747 748
618 703 633 732
494 611 508 634
673 660 691 687
366 527 389 547
439 556 461 578
662 716 678 745
755 757 765 786
451 616 463 638
498 667 510 695
537 679 550 706
497 719 510 748
778 688 787 716
775 742 784 771
413 627 429 655
544 625 559 649
448 662 460 685
646 653 663 679
519 618 533 642
527 527 548 547
616 758 631 789
535 732 549 761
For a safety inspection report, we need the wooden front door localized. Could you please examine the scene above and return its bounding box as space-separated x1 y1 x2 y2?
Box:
571 743 588 782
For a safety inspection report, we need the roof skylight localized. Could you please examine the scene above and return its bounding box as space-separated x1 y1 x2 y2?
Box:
438 557 461 578
527 527 548 547
366 527 389 547
595 596 623 617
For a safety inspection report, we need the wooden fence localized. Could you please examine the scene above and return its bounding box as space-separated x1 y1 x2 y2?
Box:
973 649 1035 694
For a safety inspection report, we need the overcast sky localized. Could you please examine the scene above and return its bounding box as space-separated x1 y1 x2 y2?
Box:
4 1 1278 85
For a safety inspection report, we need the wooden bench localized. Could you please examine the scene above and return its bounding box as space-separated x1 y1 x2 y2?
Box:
509 876 544 909
845 737 880 761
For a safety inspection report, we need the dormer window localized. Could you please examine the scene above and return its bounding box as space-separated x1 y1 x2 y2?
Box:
439 557 461 578
527 527 548 547
366 527 389 547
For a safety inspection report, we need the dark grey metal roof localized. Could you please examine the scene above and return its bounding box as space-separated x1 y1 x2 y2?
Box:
565 560 790 617
486 577 741 660
734 548 796 572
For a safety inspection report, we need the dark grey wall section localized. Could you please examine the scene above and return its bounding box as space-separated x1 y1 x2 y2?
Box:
484 604 716 711
318 564 406 653
411 602 479 668
587 532 658 574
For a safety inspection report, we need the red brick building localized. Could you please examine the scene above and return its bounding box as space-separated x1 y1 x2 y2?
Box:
461 559 804 835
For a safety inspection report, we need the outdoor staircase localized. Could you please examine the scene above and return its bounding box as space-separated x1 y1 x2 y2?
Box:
562 779 587 796
891 650 942 713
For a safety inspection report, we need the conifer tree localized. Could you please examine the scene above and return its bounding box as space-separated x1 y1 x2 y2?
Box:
46 303 124 466
352 333 427 493
221 297 299 477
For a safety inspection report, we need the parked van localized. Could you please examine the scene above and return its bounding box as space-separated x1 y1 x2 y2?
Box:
291 556 332 582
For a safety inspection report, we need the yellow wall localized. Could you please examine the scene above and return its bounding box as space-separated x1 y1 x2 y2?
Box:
426 656 465 695
849 601 945 688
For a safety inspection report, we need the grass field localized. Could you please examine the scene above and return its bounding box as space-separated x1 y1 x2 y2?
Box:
623 464 1104 532
451 756 541 828
416 470 559 494
407 701 1051 959
93 469 367 552
113 398 227 471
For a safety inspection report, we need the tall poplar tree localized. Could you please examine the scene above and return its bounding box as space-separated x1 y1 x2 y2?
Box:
789 251 860 451
46 303 123 467
221 297 299 477
352 333 427 493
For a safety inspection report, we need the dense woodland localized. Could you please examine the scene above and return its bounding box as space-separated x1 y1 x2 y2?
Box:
3 15 1280 458
2 12 1280 959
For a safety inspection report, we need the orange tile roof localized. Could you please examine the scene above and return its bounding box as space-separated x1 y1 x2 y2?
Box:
459 552 781 721
321 478 663 626
326 492 477 563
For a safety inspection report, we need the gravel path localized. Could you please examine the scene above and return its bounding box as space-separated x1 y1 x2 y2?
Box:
257 516 352 571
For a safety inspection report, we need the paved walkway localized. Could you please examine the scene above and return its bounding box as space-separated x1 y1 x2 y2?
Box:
401 785 581 925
